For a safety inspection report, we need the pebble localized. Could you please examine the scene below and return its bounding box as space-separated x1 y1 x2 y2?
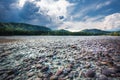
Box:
114 66 120 73
0 36 120 80
35 64 42 69
67 64 73 68
0 51 11 57
98 75 108 80
24 66 31 71
68 71 79 78
55 69 63 76
102 69 114 77
35 78 41 80
0 73 8 80
63 68 71 76
85 63 91 68
71 45 76 48
50 75 58 80
47 54 54 58
85 70 96 78
6 74 15 80
27 72 34 77
41 66 49 72
68 73 73 79
37 73 43 78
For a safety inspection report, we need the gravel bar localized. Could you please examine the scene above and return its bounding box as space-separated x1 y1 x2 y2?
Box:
0 36 120 80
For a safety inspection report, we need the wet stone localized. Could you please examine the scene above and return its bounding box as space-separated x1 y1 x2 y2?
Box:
56 62 61 65
35 77 41 80
67 64 74 68
85 70 96 78
47 72 53 77
0 51 11 57
98 75 108 80
6 74 15 80
5 69 19 76
27 72 34 77
68 73 73 79
0 36 120 80
50 75 58 80
41 66 49 72
38 60 44 64
35 64 42 69
43 73 51 78
23 66 31 71
85 63 91 68
47 54 54 58
37 73 43 78
114 66 120 73
112 56 120 62
55 69 63 76
0 73 8 80
63 68 72 76
14 54 24 60
27 77 33 80
102 68 116 77
44 78 49 80
71 45 77 49
68 71 79 79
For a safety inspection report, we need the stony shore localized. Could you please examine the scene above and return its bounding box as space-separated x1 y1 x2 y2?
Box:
0 38 18 43
0 36 120 80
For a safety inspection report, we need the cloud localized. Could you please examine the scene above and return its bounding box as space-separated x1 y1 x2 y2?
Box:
58 21 103 32
58 13 120 32
17 0 27 8
17 0 74 27
103 13 120 31
0 0 21 22
0 0 119 31
96 1 112 10
72 4 95 19
72 0 113 20
33 0 74 23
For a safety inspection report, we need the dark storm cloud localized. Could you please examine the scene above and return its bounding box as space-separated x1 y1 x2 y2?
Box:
0 0 21 22
19 1 51 25
0 0 51 25
19 1 39 20
0 0 72 28
0 0 17 7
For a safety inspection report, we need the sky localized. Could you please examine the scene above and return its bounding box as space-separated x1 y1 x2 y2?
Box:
0 0 120 32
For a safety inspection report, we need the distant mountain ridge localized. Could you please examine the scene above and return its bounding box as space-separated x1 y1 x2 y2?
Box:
0 22 120 36
81 29 110 34
0 22 51 31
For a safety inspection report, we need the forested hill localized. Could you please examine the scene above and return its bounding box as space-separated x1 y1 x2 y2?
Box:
0 22 120 36
81 29 109 34
0 22 51 35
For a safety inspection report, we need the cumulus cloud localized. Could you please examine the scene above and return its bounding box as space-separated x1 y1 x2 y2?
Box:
103 13 120 30
58 13 120 32
33 0 74 23
16 0 74 27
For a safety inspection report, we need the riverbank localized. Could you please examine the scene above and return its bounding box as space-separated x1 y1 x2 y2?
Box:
0 38 19 43
0 36 120 80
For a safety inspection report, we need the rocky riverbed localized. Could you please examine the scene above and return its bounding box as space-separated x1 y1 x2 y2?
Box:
0 36 120 80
